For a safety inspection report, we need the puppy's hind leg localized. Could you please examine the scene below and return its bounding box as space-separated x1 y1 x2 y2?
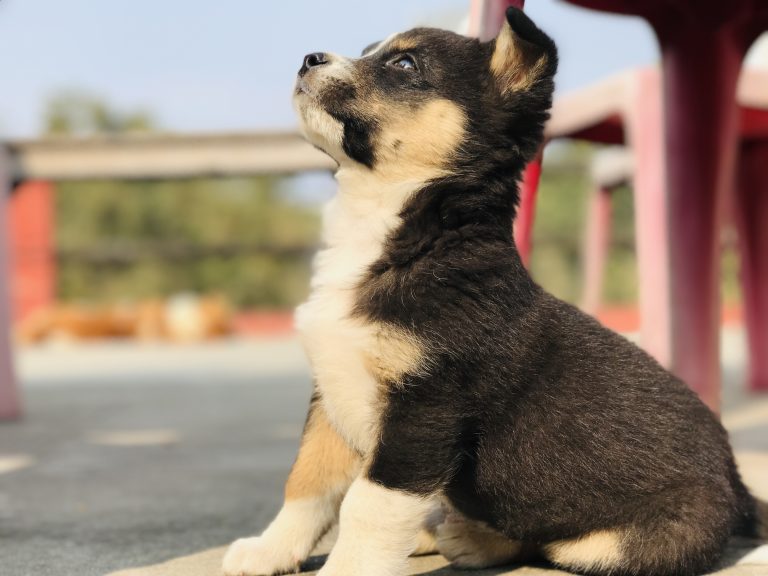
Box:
542 486 733 576
223 395 360 576
436 511 526 569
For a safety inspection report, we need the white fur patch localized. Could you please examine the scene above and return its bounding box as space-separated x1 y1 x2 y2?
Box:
317 477 435 576
293 53 353 161
295 168 425 455
222 497 336 576
293 100 345 161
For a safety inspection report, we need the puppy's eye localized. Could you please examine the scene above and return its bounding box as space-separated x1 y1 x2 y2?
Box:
388 55 417 71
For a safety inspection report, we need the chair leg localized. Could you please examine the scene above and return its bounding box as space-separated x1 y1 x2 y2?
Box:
581 184 612 315
735 141 768 393
467 0 526 40
0 153 21 420
626 69 671 368
659 28 743 411
9 181 56 322
514 153 542 268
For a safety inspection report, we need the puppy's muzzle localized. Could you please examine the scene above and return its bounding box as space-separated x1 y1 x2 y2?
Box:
299 52 329 77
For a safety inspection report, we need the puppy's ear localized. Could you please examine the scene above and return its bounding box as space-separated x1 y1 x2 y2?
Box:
490 7 557 94
361 40 382 56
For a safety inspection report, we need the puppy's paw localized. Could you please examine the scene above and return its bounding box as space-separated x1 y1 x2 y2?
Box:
436 516 521 569
411 500 445 556
222 537 300 576
412 528 439 556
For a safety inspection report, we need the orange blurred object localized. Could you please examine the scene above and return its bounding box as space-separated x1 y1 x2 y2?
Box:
15 294 233 344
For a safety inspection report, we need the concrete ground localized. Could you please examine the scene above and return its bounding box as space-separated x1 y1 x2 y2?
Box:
1 330 767 576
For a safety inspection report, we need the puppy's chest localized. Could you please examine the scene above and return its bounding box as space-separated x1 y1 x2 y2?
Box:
295 204 424 455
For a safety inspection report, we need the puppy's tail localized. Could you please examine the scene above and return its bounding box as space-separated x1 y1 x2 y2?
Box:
736 493 768 540
754 498 768 540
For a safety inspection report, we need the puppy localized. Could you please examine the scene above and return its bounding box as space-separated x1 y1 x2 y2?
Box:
224 8 767 576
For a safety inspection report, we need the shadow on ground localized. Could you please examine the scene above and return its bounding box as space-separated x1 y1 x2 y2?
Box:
107 538 768 576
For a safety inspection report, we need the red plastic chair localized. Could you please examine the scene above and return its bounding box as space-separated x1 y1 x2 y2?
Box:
560 0 768 411
0 149 21 420
545 66 768 409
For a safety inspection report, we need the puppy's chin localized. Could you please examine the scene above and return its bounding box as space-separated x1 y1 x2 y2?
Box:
293 93 345 164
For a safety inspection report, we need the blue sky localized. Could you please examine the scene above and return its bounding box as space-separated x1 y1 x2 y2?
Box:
0 0 659 138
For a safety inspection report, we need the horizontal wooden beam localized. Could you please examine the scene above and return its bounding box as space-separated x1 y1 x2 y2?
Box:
5 132 336 182
56 241 317 265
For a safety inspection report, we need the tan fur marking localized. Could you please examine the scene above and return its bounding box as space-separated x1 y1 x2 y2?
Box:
490 21 548 93
364 325 427 386
284 405 360 500
376 98 466 182
413 528 439 556
544 529 624 572
387 39 419 53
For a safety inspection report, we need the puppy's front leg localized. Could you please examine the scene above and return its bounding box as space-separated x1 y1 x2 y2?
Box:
318 474 435 576
318 381 460 576
223 393 360 576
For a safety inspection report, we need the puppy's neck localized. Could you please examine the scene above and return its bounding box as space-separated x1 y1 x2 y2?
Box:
335 165 427 204
321 166 426 249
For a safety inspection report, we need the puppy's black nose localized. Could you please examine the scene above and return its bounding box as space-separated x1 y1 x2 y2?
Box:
299 52 329 77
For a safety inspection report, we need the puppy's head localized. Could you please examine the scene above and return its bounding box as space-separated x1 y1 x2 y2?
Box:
293 7 557 183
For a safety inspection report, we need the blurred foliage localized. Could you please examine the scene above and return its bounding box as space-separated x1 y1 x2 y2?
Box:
49 92 319 308
532 142 637 305
46 91 153 135
55 178 319 308
532 142 740 307
720 242 742 305
45 92 742 312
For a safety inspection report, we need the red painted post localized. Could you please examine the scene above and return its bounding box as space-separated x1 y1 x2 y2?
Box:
8 181 56 322
468 0 525 41
660 27 743 411
514 153 542 267
0 149 21 420
735 141 768 392
625 69 671 368
581 184 612 315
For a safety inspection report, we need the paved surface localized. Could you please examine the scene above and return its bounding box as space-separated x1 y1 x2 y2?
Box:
1 331 767 576
106 542 768 576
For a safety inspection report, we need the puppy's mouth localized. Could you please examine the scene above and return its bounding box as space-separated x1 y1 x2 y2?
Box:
294 77 314 97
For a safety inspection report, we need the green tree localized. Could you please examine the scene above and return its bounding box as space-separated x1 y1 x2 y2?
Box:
46 92 320 309
45 91 153 135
